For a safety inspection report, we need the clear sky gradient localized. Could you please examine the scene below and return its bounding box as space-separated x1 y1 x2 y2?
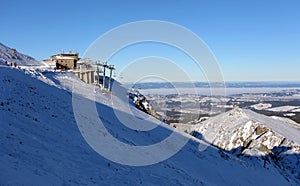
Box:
1 0 299 81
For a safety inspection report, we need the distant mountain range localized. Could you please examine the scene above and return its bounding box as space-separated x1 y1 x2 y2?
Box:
128 81 300 89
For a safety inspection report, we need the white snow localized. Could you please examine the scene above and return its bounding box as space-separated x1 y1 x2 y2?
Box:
0 44 299 185
250 103 272 110
270 116 300 130
284 113 296 117
216 104 234 108
0 43 42 66
191 107 300 184
292 108 300 112
0 66 298 185
267 106 300 112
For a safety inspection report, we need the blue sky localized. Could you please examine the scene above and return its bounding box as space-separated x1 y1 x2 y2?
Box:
1 0 299 81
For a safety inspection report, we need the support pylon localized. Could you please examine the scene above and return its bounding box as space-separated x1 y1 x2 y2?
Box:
102 62 108 89
108 65 115 91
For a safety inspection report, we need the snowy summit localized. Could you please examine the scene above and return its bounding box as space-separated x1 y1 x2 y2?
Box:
191 107 300 183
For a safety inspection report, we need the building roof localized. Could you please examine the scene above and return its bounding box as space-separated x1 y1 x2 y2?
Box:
53 56 77 60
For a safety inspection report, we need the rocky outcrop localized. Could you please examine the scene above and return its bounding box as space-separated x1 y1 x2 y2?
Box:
190 107 300 183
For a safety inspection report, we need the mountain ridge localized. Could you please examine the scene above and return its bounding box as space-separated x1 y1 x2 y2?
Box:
0 42 41 66
0 43 299 185
191 107 300 183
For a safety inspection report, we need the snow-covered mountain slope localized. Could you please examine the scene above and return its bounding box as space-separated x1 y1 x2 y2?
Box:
0 43 41 66
0 66 299 185
191 107 300 184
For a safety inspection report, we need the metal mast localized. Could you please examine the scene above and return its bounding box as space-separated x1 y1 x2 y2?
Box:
102 61 108 89
95 60 101 84
108 65 115 91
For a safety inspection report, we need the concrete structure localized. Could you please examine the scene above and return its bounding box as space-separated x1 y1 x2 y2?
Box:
74 59 95 84
74 70 95 84
55 57 116 92
50 52 79 70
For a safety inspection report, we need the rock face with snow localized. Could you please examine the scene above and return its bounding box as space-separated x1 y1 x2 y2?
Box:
191 107 300 183
0 43 41 66
127 88 166 122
